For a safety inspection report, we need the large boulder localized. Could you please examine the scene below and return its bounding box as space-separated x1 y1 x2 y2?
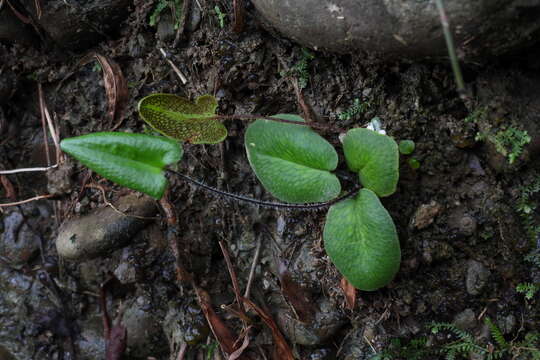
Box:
252 0 540 59
0 0 131 50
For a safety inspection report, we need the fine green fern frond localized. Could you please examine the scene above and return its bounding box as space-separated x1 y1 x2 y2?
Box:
485 317 508 349
431 322 474 343
516 282 540 300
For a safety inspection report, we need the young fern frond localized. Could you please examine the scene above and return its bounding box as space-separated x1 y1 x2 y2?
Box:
485 317 508 349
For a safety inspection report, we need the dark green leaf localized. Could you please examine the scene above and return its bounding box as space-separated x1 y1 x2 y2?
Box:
343 128 399 197
60 132 182 199
245 114 340 203
323 189 400 291
138 93 227 144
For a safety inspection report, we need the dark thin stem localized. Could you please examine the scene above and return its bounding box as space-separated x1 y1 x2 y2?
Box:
435 0 467 100
214 114 345 133
167 169 359 210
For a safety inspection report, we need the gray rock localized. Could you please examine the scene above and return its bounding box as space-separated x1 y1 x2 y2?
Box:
497 314 516 335
337 327 372 360
56 193 157 261
163 301 209 348
113 249 137 284
466 260 490 296
453 308 476 331
47 160 73 196
0 0 130 50
1 203 50 266
157 12 176 42
252 0 540 59
122 295 167 358
276 298 347 346
76 316 106 360
0 263 57 360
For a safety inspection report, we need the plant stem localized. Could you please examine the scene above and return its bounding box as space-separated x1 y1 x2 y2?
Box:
434 0 467 100
167 169 360 210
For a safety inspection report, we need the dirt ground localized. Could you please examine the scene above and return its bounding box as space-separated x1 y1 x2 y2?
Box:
1 1 540 359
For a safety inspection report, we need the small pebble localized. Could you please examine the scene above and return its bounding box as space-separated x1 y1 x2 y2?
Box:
453 308 476 331
56 194 157 261
466 260 490 296
411 201 442 230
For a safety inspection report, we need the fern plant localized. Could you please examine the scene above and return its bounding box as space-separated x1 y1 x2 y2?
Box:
516 283 540 300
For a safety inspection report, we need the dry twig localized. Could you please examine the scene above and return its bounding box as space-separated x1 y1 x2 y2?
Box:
0 194 55 208
159 48 188 85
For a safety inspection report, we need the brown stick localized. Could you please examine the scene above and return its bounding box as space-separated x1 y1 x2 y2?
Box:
218 239 246 319
232 0 245 33
159 193 192 284
0 194 55 208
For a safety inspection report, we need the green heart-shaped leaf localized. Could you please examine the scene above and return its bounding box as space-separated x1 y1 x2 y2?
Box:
60 132 182 199
245 114 341 203
343 128 399 197
138 93 227 144
323 188 400 291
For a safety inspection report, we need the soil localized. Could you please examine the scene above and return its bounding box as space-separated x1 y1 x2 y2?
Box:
1 1 540 359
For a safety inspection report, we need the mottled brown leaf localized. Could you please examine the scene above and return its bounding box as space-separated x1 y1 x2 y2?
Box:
93 54 128 128
276 260 316 323
340 276 357 310
195 286 237 355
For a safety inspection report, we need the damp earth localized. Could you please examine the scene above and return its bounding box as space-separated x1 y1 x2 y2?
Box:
1 1 540 359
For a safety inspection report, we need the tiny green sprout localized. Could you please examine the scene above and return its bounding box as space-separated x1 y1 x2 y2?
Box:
516 282 540 300
399 140 415 155
408 158 420 169
338 98 369 121
281 48 314 89
214 6 226 28
149 0 182 28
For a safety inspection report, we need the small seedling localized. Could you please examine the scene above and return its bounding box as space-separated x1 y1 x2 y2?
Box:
398 139 420 169
516 282 540 300
149 0 182 28
464 107 486 123
281 48 314 89
338 98 369 121
214 6 226 29
61 94 402 291
408 158 420 170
